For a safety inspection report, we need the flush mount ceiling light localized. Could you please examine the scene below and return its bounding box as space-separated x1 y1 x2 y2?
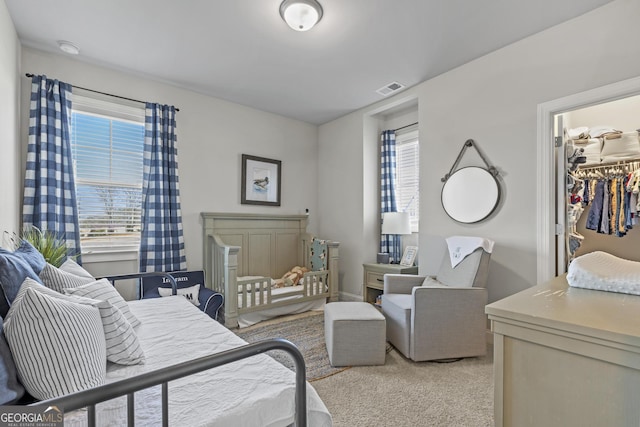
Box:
57 40 80 55
280 0 323 32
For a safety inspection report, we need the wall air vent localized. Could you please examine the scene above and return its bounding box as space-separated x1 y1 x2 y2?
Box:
376 81 405 97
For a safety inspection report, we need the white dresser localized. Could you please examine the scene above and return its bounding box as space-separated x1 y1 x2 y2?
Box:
485 274 640 427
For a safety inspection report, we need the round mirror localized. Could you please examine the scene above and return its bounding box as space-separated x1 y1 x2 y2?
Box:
441 166 500 223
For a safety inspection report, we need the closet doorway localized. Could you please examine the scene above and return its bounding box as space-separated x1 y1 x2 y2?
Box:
554 95 640 274
537 76 640 283
557 96 640 273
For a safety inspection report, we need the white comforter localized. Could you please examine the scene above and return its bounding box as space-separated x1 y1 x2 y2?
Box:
567 251 640 296
64 297 332 426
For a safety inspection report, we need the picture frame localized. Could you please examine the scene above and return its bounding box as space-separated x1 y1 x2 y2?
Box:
400 245 418 267
241 154 281 206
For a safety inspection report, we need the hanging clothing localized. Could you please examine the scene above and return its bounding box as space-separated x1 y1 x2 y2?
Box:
610 178 618 234
600 180 610 235
586 180 604 231
583 178 590 205
615 179 624 237
582 174 639 238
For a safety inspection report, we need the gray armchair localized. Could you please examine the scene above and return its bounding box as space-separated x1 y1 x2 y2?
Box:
381 247 491 361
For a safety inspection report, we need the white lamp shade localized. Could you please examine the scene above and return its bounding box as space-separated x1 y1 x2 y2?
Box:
280 0 323 31
381 212 411 235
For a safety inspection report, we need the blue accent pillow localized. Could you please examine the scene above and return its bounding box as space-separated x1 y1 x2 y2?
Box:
15 241 46 275
0 248 43 308
0 317 24 405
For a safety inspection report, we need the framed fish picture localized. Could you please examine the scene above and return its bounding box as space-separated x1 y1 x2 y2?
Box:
241 154 281 206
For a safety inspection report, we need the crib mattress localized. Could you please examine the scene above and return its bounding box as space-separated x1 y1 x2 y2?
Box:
64 297 331 426
236 278 327 328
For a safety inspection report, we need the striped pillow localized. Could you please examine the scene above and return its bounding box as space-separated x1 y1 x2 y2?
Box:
39 263 94 293
92 299 145 365
59 258 94 279
64 279 141 328
4 287 106 400
16 279 144 365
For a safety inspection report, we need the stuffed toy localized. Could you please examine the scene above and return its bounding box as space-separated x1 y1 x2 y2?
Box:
273 266 309 288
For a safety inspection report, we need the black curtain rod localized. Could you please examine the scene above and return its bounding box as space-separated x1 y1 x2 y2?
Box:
25 73 180 112
394 121 418 132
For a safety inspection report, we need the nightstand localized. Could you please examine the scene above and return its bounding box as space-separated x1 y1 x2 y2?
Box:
363 263 418 304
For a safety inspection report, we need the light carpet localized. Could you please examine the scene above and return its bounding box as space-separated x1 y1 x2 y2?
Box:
313 344 494 427
236 310 494 426
235 311 349 381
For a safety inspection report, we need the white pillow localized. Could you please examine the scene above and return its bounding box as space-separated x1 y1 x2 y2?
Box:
16 279 144 365
158 284 200 306
39 263 94 293
4 287 106 400
64 279 141 328
60 258 95 279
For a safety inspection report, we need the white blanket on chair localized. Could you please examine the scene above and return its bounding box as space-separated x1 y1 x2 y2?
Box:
567 251 640 296
446 236 494 268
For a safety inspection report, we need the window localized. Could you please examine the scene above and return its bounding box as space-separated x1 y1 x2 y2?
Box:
395 130 419 231
70 92 145 252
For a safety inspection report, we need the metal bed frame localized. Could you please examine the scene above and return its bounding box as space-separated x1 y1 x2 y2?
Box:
30 271 308 426
32 339 307 427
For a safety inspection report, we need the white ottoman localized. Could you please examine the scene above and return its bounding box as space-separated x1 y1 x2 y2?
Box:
324 302 386 367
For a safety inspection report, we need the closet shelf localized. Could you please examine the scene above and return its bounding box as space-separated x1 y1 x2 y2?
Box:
576 158 640 171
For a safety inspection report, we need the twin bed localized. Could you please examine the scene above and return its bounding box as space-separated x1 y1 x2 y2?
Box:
59 296 332 426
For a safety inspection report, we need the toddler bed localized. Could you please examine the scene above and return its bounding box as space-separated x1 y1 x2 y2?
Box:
201 213 339 328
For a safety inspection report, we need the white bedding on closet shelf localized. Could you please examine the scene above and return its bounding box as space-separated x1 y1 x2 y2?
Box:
64 297 331 427
572 138 602 166
600 132 640 163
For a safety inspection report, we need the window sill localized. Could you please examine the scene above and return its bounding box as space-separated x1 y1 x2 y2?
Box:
81 248 138 264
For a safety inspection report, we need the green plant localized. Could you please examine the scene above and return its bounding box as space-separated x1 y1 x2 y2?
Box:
20 226 73 268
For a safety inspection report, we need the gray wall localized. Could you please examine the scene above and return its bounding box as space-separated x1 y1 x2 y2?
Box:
317 0 640 303
0 0 20 242
19 47 321 277
6 0 640 305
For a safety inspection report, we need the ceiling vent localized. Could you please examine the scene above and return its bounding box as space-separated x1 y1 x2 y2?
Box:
376 81 405 97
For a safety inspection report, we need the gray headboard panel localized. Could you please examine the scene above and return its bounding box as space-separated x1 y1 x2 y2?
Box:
201 212 310 278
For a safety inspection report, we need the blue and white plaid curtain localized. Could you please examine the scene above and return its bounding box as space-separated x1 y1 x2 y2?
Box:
23 75 81 260
380 130 401 262
139 103 186 272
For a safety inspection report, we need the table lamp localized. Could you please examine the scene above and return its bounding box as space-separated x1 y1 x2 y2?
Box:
380 212 411 263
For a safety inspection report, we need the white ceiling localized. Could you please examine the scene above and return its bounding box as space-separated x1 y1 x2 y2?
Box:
5 0 614 125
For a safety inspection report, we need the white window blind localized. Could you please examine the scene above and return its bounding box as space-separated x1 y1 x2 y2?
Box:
70 93 145 251
395 130 419 231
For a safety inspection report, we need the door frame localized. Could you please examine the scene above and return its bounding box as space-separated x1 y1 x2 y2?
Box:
537 76 640 284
